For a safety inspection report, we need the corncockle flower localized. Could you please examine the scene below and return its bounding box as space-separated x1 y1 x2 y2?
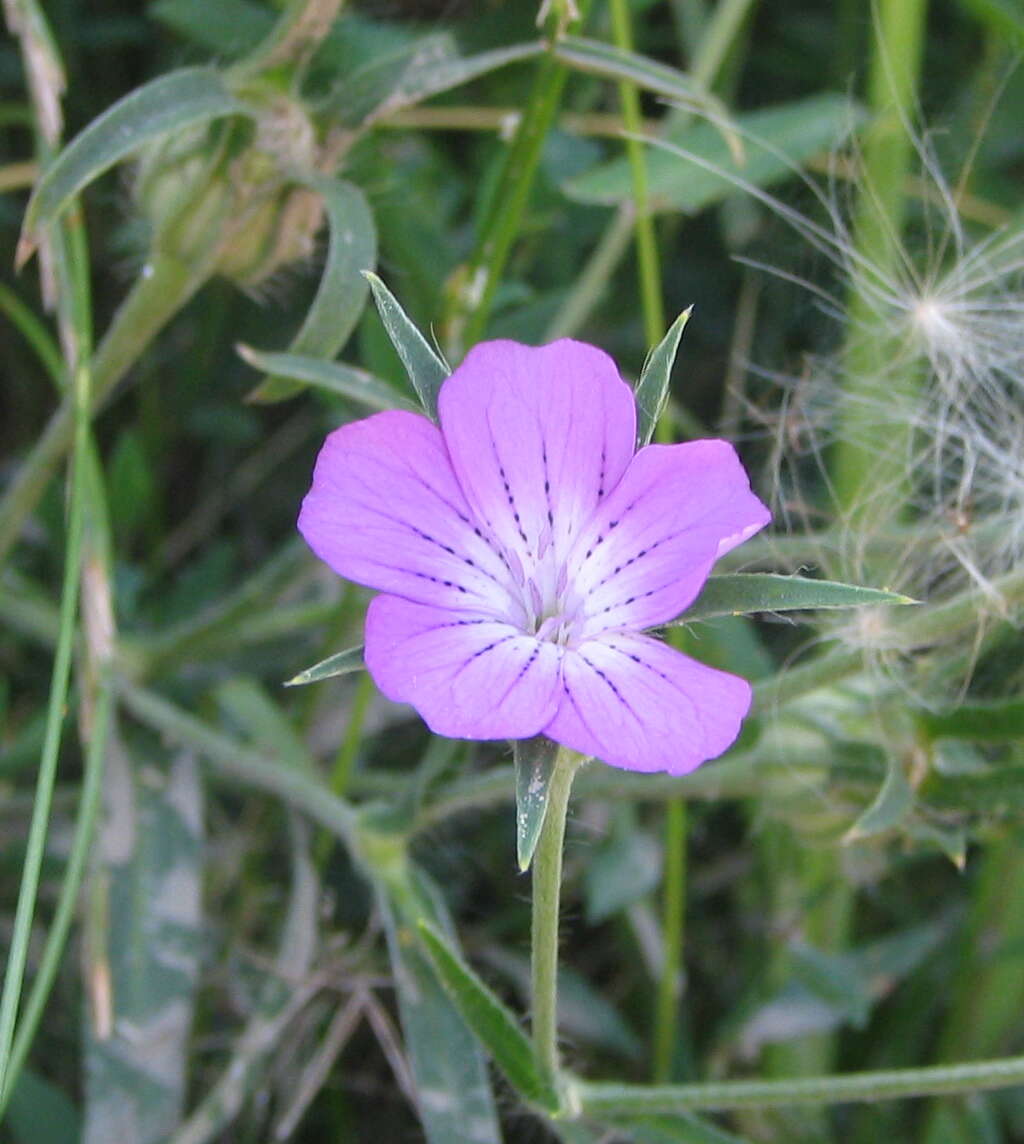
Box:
299 340 770 774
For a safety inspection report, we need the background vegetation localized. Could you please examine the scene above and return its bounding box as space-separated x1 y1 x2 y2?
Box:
2 0 1024 1140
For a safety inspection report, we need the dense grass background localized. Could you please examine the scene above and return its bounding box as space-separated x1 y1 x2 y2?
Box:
2 1 1024 1141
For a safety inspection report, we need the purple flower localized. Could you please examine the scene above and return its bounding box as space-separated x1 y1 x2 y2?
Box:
299 339 770 774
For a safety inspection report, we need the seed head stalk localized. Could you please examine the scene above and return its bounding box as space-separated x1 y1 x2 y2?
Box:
832 0 929 521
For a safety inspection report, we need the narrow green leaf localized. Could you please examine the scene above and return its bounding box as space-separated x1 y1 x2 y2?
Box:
248 176 377 402
379 865 502 1144
360 40 540 125
328 34 539 126
417 919 560 1112
678 573 915 623
635 308 692 447
844 756 913 841
19 68 246 259
363 271 449 419
284 645 365 687
514 735 560 873
554 36 733 143
564 94 858 212
239 346 412 411
919 697 1024 744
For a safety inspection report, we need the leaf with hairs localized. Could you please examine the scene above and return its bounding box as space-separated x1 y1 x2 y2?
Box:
678 574 915 623
19 68 246 262
240 347 412 411
418 920 559 1112
363 272 449 418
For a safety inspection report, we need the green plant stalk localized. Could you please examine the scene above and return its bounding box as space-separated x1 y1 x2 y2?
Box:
832 0 929 514
0 251 209 566
531 746 583 1095
0 364 89 1102
786 12 929 1046
574 1052 1024 1112
544 0 754 339
653 797 686 1082
453 4 587 352
0 282 64 387
0 678 111 1114
2 418 115 1110
608 0 664 348
610 0 687 1076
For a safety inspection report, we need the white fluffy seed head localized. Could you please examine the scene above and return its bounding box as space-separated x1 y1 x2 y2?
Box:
665 103 1024 696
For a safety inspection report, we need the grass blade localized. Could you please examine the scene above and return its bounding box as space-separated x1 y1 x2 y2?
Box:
19 68 246 262
248 176 377 403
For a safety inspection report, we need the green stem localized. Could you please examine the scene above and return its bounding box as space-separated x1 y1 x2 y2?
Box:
653 798 686 1082
608 0 664 348
452 5 587 353
575 1052 1024 1113
543 0 754 340
0 364 89 1101
0 251 208 566
531 746 582 1094
0 677 111 1113
832 0 929 514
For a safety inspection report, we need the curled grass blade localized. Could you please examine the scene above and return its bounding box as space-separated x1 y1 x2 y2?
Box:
18 68 246 263
247 176 377 403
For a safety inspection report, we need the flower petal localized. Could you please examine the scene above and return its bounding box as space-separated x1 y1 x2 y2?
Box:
298 410 519 616
566 440 771 637
544 631 751 774
364 594 564 740
438 339 637 571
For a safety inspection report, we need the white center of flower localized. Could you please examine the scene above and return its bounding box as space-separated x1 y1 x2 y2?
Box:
496 532 584 647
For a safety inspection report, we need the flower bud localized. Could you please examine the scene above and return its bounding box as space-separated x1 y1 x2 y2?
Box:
134 91 324 287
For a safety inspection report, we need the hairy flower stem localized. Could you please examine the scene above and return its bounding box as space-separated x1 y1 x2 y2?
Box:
575 1052 1024 1113
531 746 583 1096
0 251 209 566
832 0 929 518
